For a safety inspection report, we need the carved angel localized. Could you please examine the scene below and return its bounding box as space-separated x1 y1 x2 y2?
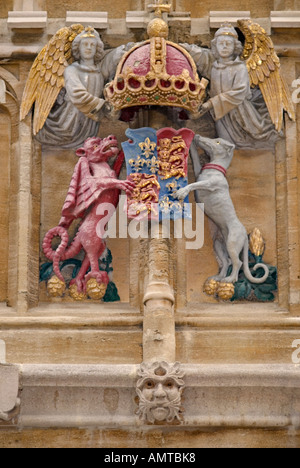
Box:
183 20 295 150
20 25 126 149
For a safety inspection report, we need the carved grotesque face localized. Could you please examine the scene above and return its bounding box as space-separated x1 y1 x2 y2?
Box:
216 35 235 59
77 136 119 162
136 362 185 424
142 375 180 422
79 37 98 61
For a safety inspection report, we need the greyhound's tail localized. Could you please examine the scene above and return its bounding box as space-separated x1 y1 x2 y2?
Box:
243 238 269 284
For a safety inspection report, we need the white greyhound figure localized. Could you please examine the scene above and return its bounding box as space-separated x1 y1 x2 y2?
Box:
176 134 269 284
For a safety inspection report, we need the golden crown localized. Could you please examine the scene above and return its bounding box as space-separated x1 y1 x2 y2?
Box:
215 22 238 38
104 19 208 114
81 26 97 38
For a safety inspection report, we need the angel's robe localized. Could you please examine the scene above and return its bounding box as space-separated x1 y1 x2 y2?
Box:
183 44 281 150
36 46 125 149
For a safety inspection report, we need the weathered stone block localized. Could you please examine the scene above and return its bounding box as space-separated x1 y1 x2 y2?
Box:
65 11 108 29
0 340 5 364
271 11 300 28
7 11 47 29
0 364 20 423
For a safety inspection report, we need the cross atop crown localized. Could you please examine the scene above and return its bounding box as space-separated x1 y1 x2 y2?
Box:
147 0 172 18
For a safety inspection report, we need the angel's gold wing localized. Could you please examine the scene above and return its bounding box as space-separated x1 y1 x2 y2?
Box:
20 24 84 135
238 19 295 132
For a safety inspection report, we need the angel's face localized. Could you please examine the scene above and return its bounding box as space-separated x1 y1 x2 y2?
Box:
79 38 97 62
216 36 235 59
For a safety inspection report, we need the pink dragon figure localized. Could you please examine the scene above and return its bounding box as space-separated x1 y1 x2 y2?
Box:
42 135 134 300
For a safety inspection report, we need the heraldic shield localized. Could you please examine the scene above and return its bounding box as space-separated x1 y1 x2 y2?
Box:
122 127 195 220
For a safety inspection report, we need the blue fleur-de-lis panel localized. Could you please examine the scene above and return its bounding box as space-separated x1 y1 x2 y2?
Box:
122 127 194 220
122 127 160 221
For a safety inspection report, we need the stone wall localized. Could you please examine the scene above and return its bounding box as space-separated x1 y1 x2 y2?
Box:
0 110 10 302
0 0 300 448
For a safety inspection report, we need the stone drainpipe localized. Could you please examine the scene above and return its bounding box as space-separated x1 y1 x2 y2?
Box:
142 109 176 363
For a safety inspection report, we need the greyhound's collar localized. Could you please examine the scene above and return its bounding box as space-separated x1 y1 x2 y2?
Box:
201 164 227 177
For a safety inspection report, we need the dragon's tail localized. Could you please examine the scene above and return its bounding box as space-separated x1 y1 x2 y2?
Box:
42 226 82 282
42 227 69 282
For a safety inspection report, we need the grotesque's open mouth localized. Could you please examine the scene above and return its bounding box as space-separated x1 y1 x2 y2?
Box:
103 140 118 153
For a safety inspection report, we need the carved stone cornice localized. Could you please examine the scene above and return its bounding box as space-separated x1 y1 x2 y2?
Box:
65 11 108 30
7 11 47 29
271 11 300 28
12 363 300 430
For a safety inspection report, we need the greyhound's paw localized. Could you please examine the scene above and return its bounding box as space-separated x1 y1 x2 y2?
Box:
176 187 189 200
209 275 223 282
222 276 238 284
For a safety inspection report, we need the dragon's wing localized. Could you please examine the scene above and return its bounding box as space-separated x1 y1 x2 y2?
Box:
238 19 295 132
20 24 84 135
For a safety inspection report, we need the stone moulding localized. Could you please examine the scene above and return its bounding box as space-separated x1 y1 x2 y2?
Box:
126 11 146 29
9 363 300 429
19 364 139 428
0 364 20 424
1 12 300 46
0 340 6 363
7 11 47 29
209 11 250 28
125 10 191 29
270 11 300 28
65 11 108 29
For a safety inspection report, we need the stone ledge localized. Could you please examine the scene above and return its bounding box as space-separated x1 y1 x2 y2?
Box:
168 11 191 25
125 11 191 29
0 364 20 423
65 11 108 29
0 315 142 329
271 11 300 28
7 11 47 29
0 340 5 363
209 11 251 28
20 364 138 387
185 364 300 388
19 364 139 428
175 314 300 329
13 363 300 429
126 11 146 29
0 15 297 50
